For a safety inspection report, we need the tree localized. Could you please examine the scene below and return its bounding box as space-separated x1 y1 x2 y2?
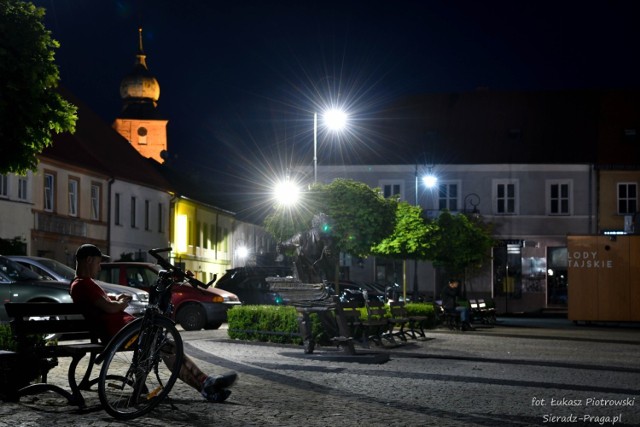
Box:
0 0 77 174
371 201 438 298
425 210 494 294
264 178 396 265
320 179 396 257
372 201 436 259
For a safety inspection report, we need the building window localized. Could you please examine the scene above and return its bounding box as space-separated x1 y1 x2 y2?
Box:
547 180 571 215
44 173 55 212
437 182 458 211
0 175 8 198
380 180 403 200
131 196 137 228
157 203 163 233
494 179 518 214
91 184 100 220
68 178 78 217
210 224 216 251
114 193 121 225
618 182 637 214
18 177 28 201
144 200 150 231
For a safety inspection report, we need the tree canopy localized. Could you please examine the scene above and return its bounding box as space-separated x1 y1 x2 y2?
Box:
425 210 494 280
371 201 437 260
264 178 396 257
0 0 77 174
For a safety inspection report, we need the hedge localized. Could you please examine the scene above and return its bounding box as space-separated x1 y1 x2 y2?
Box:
226 302 437 345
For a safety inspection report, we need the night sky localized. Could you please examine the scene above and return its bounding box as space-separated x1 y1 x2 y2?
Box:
32 0 640 199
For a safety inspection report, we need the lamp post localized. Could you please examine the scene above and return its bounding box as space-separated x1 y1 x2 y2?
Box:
313 109 348 183
413 164 437 301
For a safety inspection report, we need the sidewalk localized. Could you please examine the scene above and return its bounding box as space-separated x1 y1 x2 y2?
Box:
1 318 639 426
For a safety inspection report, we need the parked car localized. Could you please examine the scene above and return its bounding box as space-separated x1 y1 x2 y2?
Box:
0 255 71 321
7 255 148 317
97 262 241 330
214 266 293 305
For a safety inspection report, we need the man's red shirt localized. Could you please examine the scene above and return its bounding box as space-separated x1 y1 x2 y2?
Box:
70 276 134 342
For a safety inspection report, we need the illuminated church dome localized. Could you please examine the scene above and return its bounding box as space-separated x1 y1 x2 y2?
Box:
119 28 160 110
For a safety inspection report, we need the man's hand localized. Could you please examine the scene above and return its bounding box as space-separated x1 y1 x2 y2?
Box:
117 293 132 303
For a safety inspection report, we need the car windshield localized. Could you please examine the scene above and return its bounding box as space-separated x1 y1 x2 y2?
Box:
0 256 42 281
37 258 76 280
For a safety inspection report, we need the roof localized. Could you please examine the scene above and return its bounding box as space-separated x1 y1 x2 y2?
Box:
329 89 640 167
42 87 171 190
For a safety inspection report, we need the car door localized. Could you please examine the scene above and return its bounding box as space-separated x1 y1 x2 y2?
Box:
0 270 12 320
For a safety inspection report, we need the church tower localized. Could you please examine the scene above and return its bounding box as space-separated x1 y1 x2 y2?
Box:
113 28 168 163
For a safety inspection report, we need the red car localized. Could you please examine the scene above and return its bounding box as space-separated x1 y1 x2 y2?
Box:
98 262 241 330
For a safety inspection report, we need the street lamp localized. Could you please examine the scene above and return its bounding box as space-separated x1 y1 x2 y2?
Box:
273 178 301 206
314 109 348 183
412 164 438 301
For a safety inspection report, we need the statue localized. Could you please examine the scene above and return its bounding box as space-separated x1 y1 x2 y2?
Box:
274 213 343 354
276 213 336 284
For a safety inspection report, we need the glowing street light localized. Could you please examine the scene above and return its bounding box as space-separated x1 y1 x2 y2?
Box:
314 108 348 183
273 179 301 206
422 171 437 188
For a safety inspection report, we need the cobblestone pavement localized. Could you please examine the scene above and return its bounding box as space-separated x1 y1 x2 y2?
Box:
1 318 639 427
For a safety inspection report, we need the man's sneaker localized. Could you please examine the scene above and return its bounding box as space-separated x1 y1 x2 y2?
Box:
201 372 237 401
203 388 232 403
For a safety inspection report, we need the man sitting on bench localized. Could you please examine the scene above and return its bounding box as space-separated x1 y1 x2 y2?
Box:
69 244 237 402
441 279 474 331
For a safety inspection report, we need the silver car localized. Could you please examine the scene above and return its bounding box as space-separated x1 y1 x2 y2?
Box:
7 256 148 317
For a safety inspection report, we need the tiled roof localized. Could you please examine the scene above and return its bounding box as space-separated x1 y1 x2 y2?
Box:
42 88 171 190
336 89 640 166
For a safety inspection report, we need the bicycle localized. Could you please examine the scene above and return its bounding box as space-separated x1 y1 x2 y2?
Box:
96 247 213 420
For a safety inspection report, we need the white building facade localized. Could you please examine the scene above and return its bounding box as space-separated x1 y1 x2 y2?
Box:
311 163 595 313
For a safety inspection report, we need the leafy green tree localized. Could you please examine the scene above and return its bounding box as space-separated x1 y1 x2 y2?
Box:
426 210 494 292
0 0 77 174
320 179 396 257
371 201 437 259
264 178 396 257
371 201 438 299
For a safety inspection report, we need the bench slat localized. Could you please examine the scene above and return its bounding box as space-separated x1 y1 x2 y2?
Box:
11 319 92 336
5 302 85 318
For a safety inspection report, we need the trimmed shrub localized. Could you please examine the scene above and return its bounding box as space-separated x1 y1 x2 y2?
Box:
227 302 438 344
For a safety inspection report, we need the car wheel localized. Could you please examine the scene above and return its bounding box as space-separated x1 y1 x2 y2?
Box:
176 303 206 331
205 322 222 330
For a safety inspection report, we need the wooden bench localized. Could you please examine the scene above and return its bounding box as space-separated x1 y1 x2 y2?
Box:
469 299 482 322
477 299 497 324
386 301 410 342
361 299 391 347
266 278 356 354
403 304 429 339
2 302 108 407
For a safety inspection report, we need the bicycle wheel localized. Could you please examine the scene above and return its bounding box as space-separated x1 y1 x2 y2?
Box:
98 315 184 420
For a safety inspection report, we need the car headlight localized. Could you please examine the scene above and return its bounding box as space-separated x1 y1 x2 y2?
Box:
212 295 240 303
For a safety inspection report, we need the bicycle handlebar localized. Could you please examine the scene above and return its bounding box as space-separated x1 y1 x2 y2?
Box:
148 247 210 289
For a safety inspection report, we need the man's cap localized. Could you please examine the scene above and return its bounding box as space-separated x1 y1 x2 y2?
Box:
75 244 110 261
